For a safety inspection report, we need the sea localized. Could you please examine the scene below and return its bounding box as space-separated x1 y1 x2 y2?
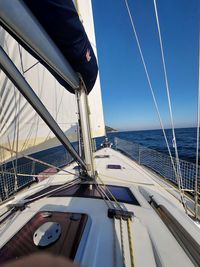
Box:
1 127 198 199
97 127 198 164
3 127 198 170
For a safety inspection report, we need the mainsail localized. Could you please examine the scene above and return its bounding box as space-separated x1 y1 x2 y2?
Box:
0 0 105 163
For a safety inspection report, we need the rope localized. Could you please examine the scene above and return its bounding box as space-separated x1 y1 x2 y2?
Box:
127 218 135 267
26 178 81 202
95 175 135 266
96 174 122 210
98 172 182 191
120 217 126 267
195 34 200 218
95 182 114 209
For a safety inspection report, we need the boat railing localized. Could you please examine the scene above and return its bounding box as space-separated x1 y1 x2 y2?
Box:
0 146 77 202
115 137 200 194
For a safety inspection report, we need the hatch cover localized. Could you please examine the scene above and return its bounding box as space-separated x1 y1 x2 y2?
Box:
33 222 61 247
0 211 88 265
107 164 122 169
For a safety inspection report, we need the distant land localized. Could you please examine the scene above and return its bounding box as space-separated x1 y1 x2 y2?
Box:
105 126 117 132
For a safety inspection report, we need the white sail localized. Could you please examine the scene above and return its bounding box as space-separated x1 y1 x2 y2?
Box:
0 0 105 163
0 29 79 163
75 0 105 138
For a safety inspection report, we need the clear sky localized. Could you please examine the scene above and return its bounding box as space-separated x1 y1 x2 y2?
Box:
92 0 200 131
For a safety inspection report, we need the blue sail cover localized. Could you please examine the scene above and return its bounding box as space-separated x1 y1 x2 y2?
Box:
23 0 98 93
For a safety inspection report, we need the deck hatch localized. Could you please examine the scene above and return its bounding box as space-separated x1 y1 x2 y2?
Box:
95 155 110 158
0 211 87 265
26 184 140 206
107 164 122 169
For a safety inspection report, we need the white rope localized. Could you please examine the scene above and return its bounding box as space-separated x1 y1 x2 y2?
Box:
153 0 185 195
195 34 200 218
120 218 126 267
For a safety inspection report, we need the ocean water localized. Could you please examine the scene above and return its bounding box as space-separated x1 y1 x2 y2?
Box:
97 127 198 164
3 127 198 170
1 127 198 199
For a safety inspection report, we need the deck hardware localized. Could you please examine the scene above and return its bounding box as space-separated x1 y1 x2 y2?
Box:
33 222 61 247
41 212 52 218
95 155 110 158
7 201 26 211
70 214 82 221
108 208 134 220
107 164 122 169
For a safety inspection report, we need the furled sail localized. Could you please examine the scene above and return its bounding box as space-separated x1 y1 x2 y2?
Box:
0 0 105 163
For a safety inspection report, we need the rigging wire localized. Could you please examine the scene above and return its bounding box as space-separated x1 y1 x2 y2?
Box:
124 0 187 210
195 33 200 219
153 0 186 208
123 0 174 167
154 0 182 186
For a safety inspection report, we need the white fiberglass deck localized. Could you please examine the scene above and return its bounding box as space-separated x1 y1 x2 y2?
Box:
0 148 199 267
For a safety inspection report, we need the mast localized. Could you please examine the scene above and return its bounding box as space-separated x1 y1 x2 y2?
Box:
76 83 95 177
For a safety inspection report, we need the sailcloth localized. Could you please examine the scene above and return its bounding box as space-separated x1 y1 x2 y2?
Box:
0 29 79 163
0 0 105 163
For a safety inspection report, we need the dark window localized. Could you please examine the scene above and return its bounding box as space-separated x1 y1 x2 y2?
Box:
107 164 122 169
26 184 140 206
107 185 136 204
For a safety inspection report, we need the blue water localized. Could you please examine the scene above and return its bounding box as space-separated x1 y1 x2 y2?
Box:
5 127 198 168
1 127 198 200
97 127 198 164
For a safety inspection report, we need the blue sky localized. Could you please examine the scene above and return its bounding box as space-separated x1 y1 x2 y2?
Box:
92 0 200 131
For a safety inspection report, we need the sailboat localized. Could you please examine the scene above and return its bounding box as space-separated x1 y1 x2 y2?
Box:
0 0 200 267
